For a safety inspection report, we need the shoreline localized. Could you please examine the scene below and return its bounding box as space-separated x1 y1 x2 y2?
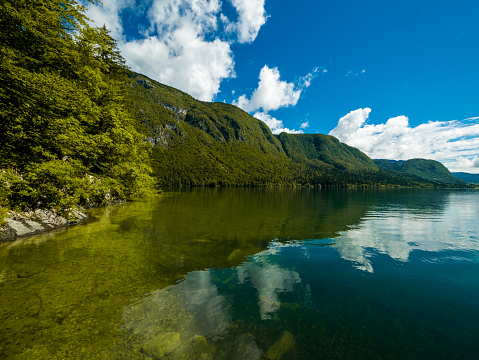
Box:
0 197 127 242
0 208 90 242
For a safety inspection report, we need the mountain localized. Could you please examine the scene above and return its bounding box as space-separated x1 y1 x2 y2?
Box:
127 72 463 188
127 73 383 187
452 172 479 184
374 159 464 184
277 133 377 171
128 73 294 186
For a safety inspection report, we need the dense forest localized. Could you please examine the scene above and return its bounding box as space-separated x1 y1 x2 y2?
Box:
0 0 155 221
0 0 471 226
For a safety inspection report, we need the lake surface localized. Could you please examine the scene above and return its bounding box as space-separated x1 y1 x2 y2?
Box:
1 188 479 359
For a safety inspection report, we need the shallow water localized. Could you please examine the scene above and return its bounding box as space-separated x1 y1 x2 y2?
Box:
1 188 478 359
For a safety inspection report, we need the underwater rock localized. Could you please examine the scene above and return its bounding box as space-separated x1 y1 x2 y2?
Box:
266 331 296 360
193 335 208 346
143 332 181 359
233 333 262 360
227 249 244 263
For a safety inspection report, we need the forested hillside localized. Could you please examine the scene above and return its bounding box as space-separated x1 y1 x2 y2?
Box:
452 172 479 184
127 73 451 188
0 0 155 219
374 159 464 185
128 73 296 186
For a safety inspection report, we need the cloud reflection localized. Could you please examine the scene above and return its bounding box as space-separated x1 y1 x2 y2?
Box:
120 241 308 359
334 192 479 272
238 242 303 319
119 191 479 358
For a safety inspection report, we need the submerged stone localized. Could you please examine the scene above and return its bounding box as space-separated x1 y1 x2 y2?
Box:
193 335 208 346
143 332 181 359
266 331 296 360
227 249 244 263
234 333 262 360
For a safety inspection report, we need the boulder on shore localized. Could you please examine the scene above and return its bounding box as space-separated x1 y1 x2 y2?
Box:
0 208 88 241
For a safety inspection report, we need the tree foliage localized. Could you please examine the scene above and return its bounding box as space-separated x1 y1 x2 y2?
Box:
0 0 155 212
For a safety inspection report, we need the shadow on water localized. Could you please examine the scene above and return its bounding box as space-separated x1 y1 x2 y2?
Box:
1 188 478 359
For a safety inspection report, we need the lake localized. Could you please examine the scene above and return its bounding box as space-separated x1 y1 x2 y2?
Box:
1 188 478 359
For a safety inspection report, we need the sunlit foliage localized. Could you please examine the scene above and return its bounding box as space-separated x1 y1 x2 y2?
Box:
0 0 155 212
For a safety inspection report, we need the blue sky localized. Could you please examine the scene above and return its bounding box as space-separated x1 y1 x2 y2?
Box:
85 0 479 173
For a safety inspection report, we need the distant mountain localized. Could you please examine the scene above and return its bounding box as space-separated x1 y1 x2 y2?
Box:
374 159 464 184
127 72 458 187
277 133 377 171
452 172 479 184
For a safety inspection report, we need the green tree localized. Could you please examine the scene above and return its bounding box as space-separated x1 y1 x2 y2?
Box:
0 0 154 212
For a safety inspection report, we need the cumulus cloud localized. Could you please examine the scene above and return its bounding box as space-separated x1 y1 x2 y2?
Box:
228 0 269 43
120 32 234 101
233 65 321 134
300 121 309 129
329 108 479 173
233 65 302 112
85 0 270 101
254 112 303 135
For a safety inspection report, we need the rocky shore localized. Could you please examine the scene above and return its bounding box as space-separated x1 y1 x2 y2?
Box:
0 208 89 241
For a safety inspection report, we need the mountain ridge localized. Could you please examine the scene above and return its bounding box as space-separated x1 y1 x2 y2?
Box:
373 159 463 184
128 72 461 188
452 172 479 184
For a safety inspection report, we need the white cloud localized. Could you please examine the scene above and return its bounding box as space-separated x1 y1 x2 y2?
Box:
464 116 479 121
233 65 302 113
346 69 366 77
254 112 304 135
228 0 269 43
120 32 234 101
300 121 309 129
85 0 271 101
124 0 234 101
454 156 479 171
300 67 323 88
85 0 134 40
233 65 320 134
329 108 479 173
